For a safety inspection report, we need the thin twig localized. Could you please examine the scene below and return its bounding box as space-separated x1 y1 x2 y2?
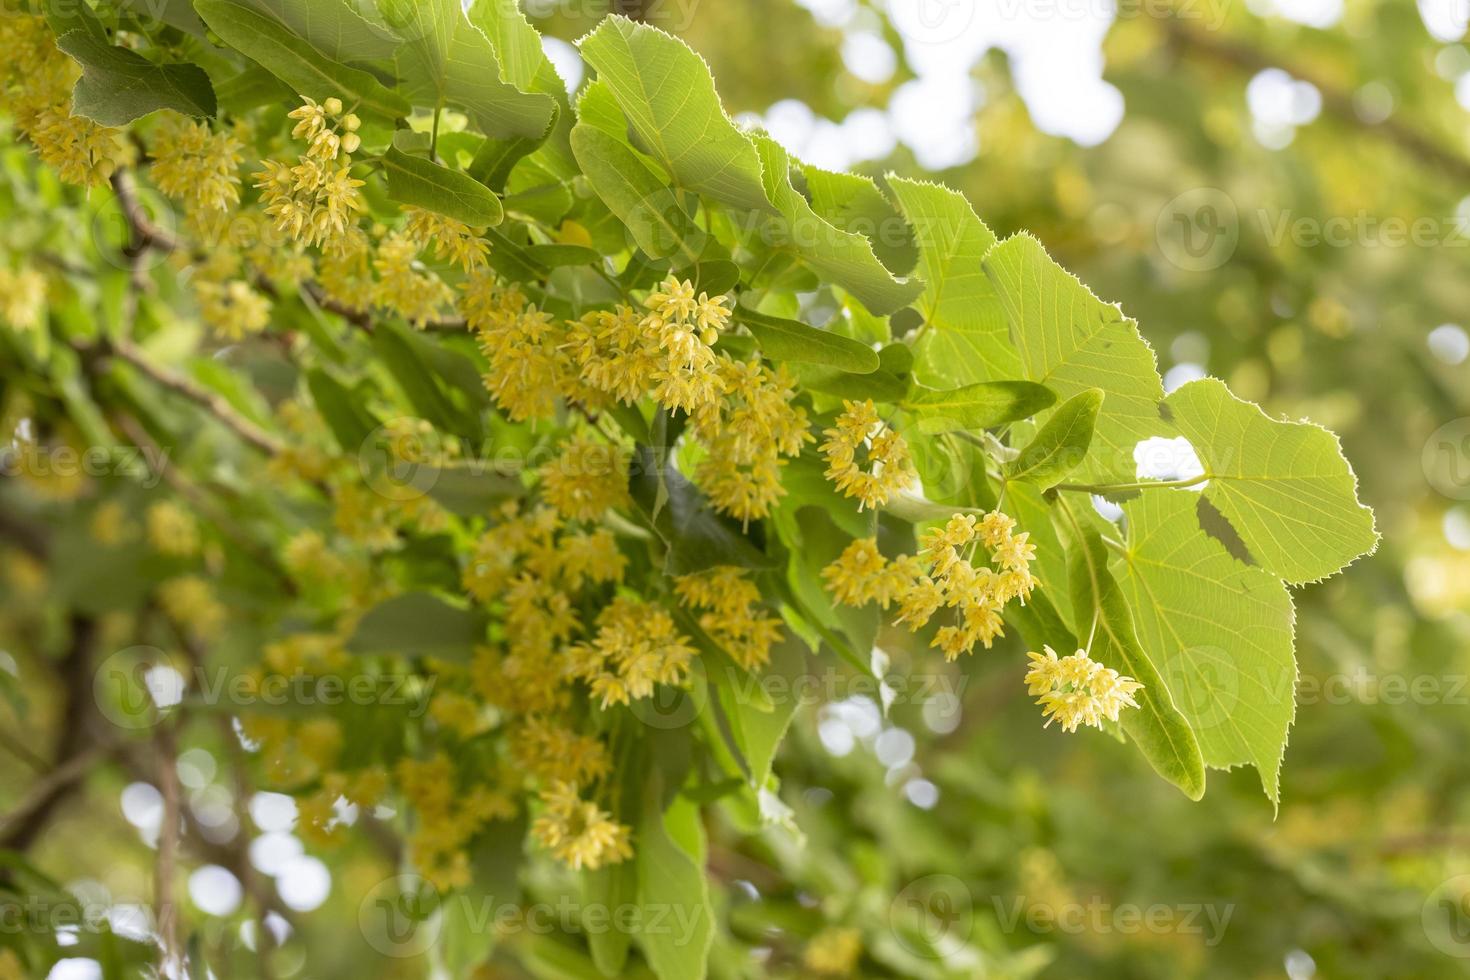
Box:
79 336 287 457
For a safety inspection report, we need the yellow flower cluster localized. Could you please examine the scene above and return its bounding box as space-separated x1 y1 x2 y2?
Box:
675 566 784 671
194 276 271 340
689 356 811 524
510 716 611 786
396 753 517 890
146 500 200 556
803 926 863 976
254 97 365 249
1024 645 1142 732
149 115 243 213
404 206 489 273
820 399 915 510
157 575 227 638
824 511 1037 660
462 503 624 719
538 433 632 523
371 229 455 326
0 264 46 331
464 279 574 421
531 781 632 872
0 11 129 187
565 596 697 709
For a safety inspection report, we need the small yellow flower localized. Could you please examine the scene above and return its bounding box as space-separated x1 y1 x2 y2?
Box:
1024 646 1143 733
531 781 633 872
147 501 200 556
820 399 915 511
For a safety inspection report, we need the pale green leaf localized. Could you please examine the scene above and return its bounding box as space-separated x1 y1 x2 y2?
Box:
903 380 1054 433
194 0 409 124
1006 388 1102 490
577 15 772 213
984 233 1167 484
734 304 880 372
802 166 917 275
751 135 924 316
56 30 215 125
386 0 555 139
1116 490 1296 802
635 792 713 980
1064 510 1206 799
569 123 703 265
234 0 398 60
380 145 504 227
1164 377 1379 584
890 177 1021 385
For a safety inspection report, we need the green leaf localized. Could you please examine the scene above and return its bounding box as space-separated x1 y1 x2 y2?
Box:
629 446 777 575
55 30 216 125
751 135 924 316
468 0 577 177
380 145 504 227
889 177 1021 385
305 368 378 453
386 0 555 139
1163 378 1379 585
1063 508 1206 799
802 167 917 275
371 323 482 440
347 591 488 659
233 0 399 60
1116 491 1296 802
984 233 1167 484
577 16 772 213
734 304 880 373
903 380 1055 434
523 244 600 268
569 123 703 265
1005 388 1102 490
634 789 713 980
714 635 807 788
194 0 410 125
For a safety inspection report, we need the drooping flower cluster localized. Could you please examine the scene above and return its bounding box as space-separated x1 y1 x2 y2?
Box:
689 356 812 524
675 566 784 671
1024 646 1142 733
371 228 455 326
0 11 129 187
404 206 489 273
531 781 633 872
564 596 698 709
253 97 365 249
820 398 915 510
397 753 517 890
824 511 1037 660
538 433 632 523
148 115 244 214
464 279 573 421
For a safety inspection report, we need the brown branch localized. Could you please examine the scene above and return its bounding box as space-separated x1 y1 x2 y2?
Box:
78 336 288 457
0 615 112 852
1154 10 1470 184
